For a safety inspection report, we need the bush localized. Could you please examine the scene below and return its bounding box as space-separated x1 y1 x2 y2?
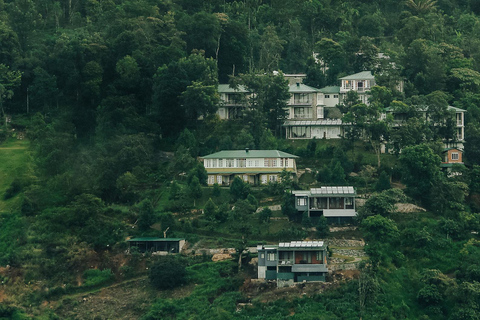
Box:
83 269 114 288
149 256 187 290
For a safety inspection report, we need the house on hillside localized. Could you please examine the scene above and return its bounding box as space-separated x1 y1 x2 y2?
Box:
441 147 465 175
292 187 357 224
385 105 466 149
217 84 250 120
339 71 376 105
201 149 298 186
127 238 186 254
257 241 328 287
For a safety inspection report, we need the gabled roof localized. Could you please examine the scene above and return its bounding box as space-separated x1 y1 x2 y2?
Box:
288 83 319 93
218 84 249 93
319 86 341 94
340 71 374 81
201 150 298 159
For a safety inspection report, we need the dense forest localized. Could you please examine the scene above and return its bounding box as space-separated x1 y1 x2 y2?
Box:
2 0 480 319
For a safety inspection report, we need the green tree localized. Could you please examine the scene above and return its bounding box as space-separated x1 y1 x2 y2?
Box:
316 216 330 238
399 144 441 202
204 198 217 221
361 215 399 243
258 207 272 223
188 176 202 206
149 256 187 290
137 199 155 232
0 64 21 116
230 176 249 201
375 171 391 192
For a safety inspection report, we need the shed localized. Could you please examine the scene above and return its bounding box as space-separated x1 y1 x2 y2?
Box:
127 238 186 254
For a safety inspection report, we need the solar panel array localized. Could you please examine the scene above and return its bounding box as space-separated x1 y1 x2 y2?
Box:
283 119 343 126
310 186 355 195
278 241 324 248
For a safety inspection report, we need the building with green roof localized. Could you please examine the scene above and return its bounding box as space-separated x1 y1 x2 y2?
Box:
200 149 298 185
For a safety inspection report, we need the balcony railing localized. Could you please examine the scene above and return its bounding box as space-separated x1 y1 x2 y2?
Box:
278 259 294 265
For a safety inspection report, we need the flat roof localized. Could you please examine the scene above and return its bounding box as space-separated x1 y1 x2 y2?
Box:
128 237 185 242
201 150 298 159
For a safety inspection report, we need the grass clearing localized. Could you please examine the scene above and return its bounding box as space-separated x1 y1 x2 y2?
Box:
0 138 30 212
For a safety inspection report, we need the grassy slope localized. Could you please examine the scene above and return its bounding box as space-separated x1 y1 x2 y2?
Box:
0 138 30 212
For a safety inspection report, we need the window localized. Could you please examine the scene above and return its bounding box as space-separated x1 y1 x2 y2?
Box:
291 126 311 138
316 251 324 262
334 95 338 98
297 197 307 206
208 176 215 185
243 175 248 182
204 160 209 168
285 158 289 167
301 252 312 263
294 107 312 118
226 159 234 167
218 159 224 167
294 93 310 104
345 197 354 209
325 94 330 99
452 153 459 160
269 175 278 182
329 197 344 209
267 253 276 261
238 158 246 167
264 158 275 167
280 158 283 167
217 176 222 184
260 253 265 259
255 160 260 167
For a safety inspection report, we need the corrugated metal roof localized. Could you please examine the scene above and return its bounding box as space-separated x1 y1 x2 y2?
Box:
218 84 249 93
340 71 374 80
319 86 341 94
201 150 299 159
283 119 343 126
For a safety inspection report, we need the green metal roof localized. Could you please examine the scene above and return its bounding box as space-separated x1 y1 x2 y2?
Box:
288 83 319 93
319 86 340 94
442 147 462 152
201 150 298 159
448 106 466 112
218 84 249 93
339 71 374 80
128 237 185 242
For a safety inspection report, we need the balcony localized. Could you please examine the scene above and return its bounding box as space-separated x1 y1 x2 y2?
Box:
278 259 294 265
292 264 328 273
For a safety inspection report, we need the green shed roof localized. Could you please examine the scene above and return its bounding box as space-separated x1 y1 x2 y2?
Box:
201 150 298 159
319 86 341 94
340 71 374 80
128 237 185 242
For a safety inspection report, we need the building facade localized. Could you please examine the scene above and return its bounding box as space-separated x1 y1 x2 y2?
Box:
292 187 357 224
257 241 328 287
201 149 298 186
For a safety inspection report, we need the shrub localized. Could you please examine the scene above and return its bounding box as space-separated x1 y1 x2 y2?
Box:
149 256 187 290
83 269 114 288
